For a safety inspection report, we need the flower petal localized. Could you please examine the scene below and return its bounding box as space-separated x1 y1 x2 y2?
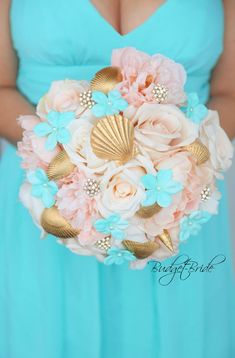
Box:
92 91 108 103
31 184 43 198
94 219 110 234
141 174 156 190
47 111 59 126
42 189 55 208
156 192 172 207
46 132 58 150
156 169 172 184
111 228 125 240
57 128 71 144
142 189 157 207
92 103 107 117
34 122 52 137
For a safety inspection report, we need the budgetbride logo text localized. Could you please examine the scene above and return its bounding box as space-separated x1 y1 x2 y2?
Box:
149 254 226 286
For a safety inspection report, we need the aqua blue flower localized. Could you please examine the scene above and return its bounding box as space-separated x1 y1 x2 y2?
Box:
27 168 58 208
180 210 212 242
34 110 75 150
182 93 208 124
104 247 136 265
94 214 129 240
91 90 128 117
141 169 183 208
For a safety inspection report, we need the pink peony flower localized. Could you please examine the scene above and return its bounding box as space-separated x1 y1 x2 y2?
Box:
17 115 59 170
56 168 102 246
37 79 90 117
112 47 186 107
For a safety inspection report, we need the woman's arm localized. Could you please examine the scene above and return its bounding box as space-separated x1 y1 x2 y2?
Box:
209 0 235 139
0 0 34 145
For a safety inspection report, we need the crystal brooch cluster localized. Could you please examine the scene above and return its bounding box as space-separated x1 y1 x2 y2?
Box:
152 84 169 103
83 178 101 197
79 90 95 109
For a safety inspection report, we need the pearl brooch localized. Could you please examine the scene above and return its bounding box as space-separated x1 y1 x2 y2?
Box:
79 90 95 109
200 186 211 202
96 236 111 250
83 178 101 197
152 84 169 103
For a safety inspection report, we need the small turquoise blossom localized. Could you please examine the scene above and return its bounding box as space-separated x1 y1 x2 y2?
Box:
91 90 128 117
104 247 136 265
180 210 212 242
34 110 75 150
141 169 183 208
94 214 129 240
182 93 208 124
27 168 58 208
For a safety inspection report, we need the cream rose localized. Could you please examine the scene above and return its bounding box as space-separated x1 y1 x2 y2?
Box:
97 155 155 219
63 111 108 174
199 110 233 178
130 103 198 161
37 79 90 117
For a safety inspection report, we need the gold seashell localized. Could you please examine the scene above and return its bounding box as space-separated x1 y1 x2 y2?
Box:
157 230 174 252
90 66 122 94
91 114 136 164
136 203 161 218
47 150 75 181
41 206 79 238
122 240 160 259
184 140 210 165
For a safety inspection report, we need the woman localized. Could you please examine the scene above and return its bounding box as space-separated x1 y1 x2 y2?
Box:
0 0 235 357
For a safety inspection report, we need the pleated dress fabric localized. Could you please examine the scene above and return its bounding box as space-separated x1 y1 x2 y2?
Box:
0 1 235 357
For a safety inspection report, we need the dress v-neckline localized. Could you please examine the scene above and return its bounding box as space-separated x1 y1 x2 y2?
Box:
87 0 171 38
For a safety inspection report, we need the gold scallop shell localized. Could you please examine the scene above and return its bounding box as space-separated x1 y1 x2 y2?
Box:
122 240 160 259
136 203 161 219
91 114 137 164
157 230 174 252
90 66 122 94
41 206 79 238
184 140 210 165
47 150 75 181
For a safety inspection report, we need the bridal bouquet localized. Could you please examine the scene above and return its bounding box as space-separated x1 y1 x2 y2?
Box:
17 47 233 269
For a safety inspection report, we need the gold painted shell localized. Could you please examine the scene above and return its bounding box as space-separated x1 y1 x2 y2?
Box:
122 240 160 259
91 114 137 164
157 230 174 252
136 203 161 219
47 150 75 181
184 140 210 165
90 66 123 94
41 206 79 238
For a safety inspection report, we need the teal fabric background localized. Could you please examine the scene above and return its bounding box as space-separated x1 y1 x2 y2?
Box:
0 1 234 357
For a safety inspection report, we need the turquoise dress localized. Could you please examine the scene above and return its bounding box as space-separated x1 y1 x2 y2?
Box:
0 1 235 357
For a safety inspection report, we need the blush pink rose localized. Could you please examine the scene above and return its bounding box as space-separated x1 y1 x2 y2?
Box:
130 103 198 162
37 79 90 117
17 115 59 170
56 168 103 246
112 47 186 107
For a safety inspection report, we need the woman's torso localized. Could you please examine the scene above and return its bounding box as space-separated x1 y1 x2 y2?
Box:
10 0 224 105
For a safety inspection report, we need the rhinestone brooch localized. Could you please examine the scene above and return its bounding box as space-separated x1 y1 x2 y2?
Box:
83 178 101 197
200 186 211 202
79 90 95 109
152 84 169 103
96 236 111 250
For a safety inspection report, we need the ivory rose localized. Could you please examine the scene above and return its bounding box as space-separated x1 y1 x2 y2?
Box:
63 111 108 174
97 155 155 219
199 110 234 178
112 47 186 107
37 79 90 117
130 103 198 161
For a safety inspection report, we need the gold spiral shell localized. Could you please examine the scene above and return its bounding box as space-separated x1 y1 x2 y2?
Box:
90 66 122 94
136 203 161 218
41 206 79 238
157 230 174 252
91 114 137 164
184 140 210 165
122 240 160 259
46 150 75 181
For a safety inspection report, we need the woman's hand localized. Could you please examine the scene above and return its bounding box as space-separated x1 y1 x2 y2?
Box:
0 0 34 145
209 0 235 140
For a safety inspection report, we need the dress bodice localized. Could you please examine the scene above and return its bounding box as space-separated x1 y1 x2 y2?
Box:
10 0 224 104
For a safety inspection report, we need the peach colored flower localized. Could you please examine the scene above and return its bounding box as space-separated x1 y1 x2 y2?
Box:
56 168 102 246
112 47 186 107
199 110 234 178
129 103 198 162
37 79 90 117
17 115 59 170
